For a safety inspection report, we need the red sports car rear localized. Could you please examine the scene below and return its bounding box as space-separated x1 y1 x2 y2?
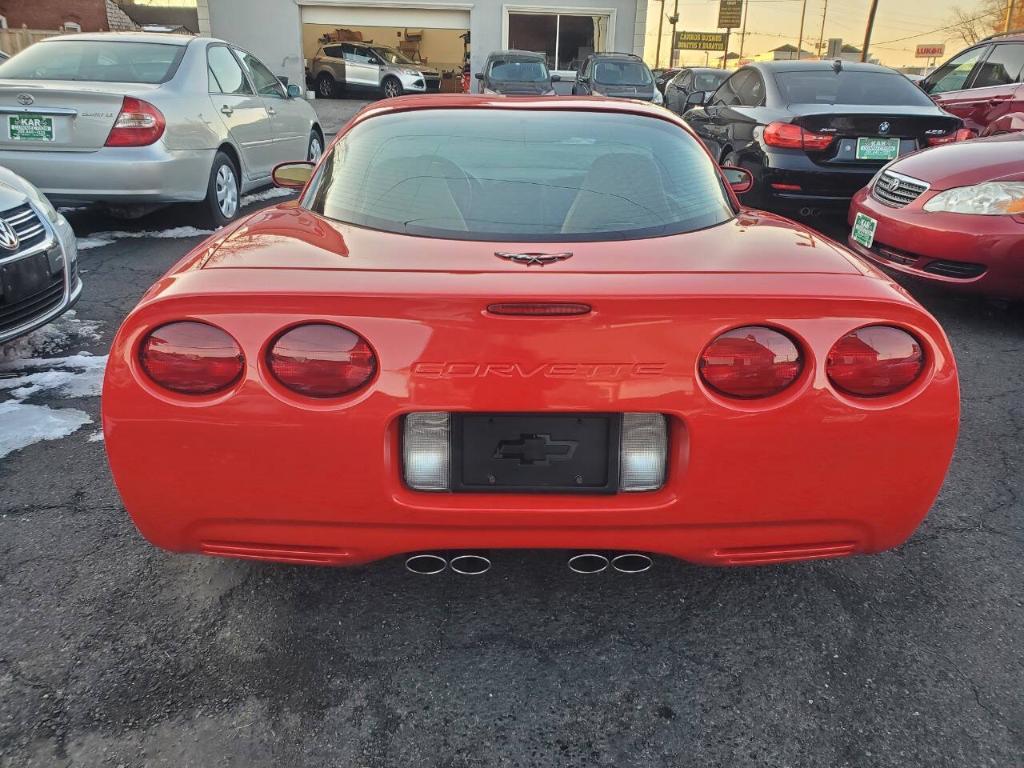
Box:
103 97 959 571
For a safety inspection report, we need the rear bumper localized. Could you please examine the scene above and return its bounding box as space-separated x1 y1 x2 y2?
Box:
751 149 877 212
103 289 960 569
848 187 1024 299
0 144 215 205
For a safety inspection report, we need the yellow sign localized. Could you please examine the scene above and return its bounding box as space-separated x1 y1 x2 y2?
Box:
676 31 728 52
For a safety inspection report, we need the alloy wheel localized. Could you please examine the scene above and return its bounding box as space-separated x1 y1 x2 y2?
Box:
216 164 238 219
308 136 323 162
383 80 400 98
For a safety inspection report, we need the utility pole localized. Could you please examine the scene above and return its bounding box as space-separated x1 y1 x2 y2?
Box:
817 0 829 59
738 0 749 60
862 0 879 62
668 0 680 68
1007 0 1017 33
796 0 808 60
655 0 666 68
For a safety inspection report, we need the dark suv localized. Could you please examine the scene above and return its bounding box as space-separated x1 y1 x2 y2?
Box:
572 53 661 104
476 50 559 95
920 31 1024 135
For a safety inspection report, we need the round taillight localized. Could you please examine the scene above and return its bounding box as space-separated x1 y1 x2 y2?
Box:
139 321 244 395
827 325 924 397
700 326 803 398
267 323 376 398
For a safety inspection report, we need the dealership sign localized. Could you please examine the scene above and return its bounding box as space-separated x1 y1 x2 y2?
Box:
718 0 743 29
676 31 728 51
915 44 945 58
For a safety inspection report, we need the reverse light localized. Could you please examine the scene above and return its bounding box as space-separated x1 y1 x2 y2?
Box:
700 326 803 398
827 326 924 397
267 323 376 398
140 321 244 395
926 128 975 147
763 122 834 151
923 182 1024 215
619 413 667 492
403 412 451 490
105 97 166 147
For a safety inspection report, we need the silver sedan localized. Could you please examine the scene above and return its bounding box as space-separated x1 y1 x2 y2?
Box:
0 32 323 225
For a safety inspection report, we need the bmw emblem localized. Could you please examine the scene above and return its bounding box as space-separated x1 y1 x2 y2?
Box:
16 93 34 106
0 219 20 251
879 121 891 134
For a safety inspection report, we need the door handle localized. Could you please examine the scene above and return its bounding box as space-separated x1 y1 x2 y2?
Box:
220 105 233 116
988 96 1011 105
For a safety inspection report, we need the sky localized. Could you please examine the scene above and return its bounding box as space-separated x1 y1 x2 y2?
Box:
648 0 998 68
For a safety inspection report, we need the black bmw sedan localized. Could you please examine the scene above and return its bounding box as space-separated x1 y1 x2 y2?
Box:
683 61 970 216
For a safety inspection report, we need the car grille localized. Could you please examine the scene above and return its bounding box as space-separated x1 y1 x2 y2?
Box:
0 203 48 257
871 171 929 208
0 268 65 332
923 260 986 279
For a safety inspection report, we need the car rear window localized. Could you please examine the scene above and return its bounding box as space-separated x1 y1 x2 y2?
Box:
0 40 185 83
776 70 934 106
695 72 727 90
489 60 549 82
304 109 734 242
594 61 652 86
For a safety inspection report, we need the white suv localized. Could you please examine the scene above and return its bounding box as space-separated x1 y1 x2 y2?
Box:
310 42 441 99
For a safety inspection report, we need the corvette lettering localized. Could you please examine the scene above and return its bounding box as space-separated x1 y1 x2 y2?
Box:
412 362 667 379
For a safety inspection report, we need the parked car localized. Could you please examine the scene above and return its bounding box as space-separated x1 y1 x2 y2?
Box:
0 32 322 226
847 132 1024 299
475 50 558 95
0 51 9 63
663 67 729 115
102 95 958 572
653 67 681 94
572 52 662 104
0 167 81 345
919 31 1024 135
684 61 970 216
310 42 440 99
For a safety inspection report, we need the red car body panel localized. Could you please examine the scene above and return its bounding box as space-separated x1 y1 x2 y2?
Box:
103 97 960 568
848 133 1024 298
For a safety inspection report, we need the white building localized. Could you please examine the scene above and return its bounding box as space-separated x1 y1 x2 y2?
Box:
198 0 652 90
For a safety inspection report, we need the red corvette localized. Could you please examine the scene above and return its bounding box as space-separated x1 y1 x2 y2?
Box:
102 96 959 573
848 132 1024 299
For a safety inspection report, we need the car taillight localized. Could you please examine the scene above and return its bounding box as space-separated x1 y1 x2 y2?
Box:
763 122 834 151
104 96 166 147
140 321 244 395
927 127 976 147
827 326 924 397
267 323 376 397
699 326 803 398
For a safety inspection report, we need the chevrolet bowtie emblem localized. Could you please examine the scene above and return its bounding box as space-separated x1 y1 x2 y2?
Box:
494 433 577 466
494 251 573 266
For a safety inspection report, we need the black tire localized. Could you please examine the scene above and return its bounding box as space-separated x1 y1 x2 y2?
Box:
381 76 403 99
307 129 324 163
197 150 240 228
316 73 337 99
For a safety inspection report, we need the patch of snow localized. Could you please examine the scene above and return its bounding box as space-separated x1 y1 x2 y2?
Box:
0 311 102 363
88 430 104 443
0 353 107 400
0 401 92 459
74 226 214 251
58 206 88 215
241 187 296 206
76 236 116 251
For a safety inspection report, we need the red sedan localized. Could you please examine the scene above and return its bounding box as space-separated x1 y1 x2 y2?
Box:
848 133 1024 298
102 96 959 573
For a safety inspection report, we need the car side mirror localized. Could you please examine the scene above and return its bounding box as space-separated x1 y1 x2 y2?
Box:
273 161 315 189
286 83 301 98
580 76 590 84
551 73 560 82
475 72 483 80
721 165 753 195
686 90 708 106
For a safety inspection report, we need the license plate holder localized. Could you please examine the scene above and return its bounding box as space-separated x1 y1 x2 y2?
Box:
856 136 900 161
8 114 54 142
452 413 620 493
851 212 878 249
0 253 53 303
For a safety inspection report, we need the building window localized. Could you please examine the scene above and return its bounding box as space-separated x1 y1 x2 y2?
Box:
508 12 608 71
63 21 82 33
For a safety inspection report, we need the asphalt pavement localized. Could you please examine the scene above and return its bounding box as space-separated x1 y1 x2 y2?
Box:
0 196 1021 767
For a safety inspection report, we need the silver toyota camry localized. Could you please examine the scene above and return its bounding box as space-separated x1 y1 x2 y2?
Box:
0 32 323 226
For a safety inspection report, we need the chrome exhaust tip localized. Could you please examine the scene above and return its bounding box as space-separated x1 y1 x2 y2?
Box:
405 553 447 575
611 553 652 574
568 553 609 574
449 554 491 575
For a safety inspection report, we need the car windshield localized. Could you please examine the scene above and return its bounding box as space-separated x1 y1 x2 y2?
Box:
0 40 185 83
372 47 416 66
489 59 549 82
695 72 727 90
304 109 733 242
594 61 652 86
776 70 935 106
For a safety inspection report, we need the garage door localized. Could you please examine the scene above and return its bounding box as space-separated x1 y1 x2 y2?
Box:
301 5 470 30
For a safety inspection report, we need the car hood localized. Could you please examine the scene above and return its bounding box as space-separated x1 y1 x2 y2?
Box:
885 133 1024 190
196 205 866 276
0 166 34 209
